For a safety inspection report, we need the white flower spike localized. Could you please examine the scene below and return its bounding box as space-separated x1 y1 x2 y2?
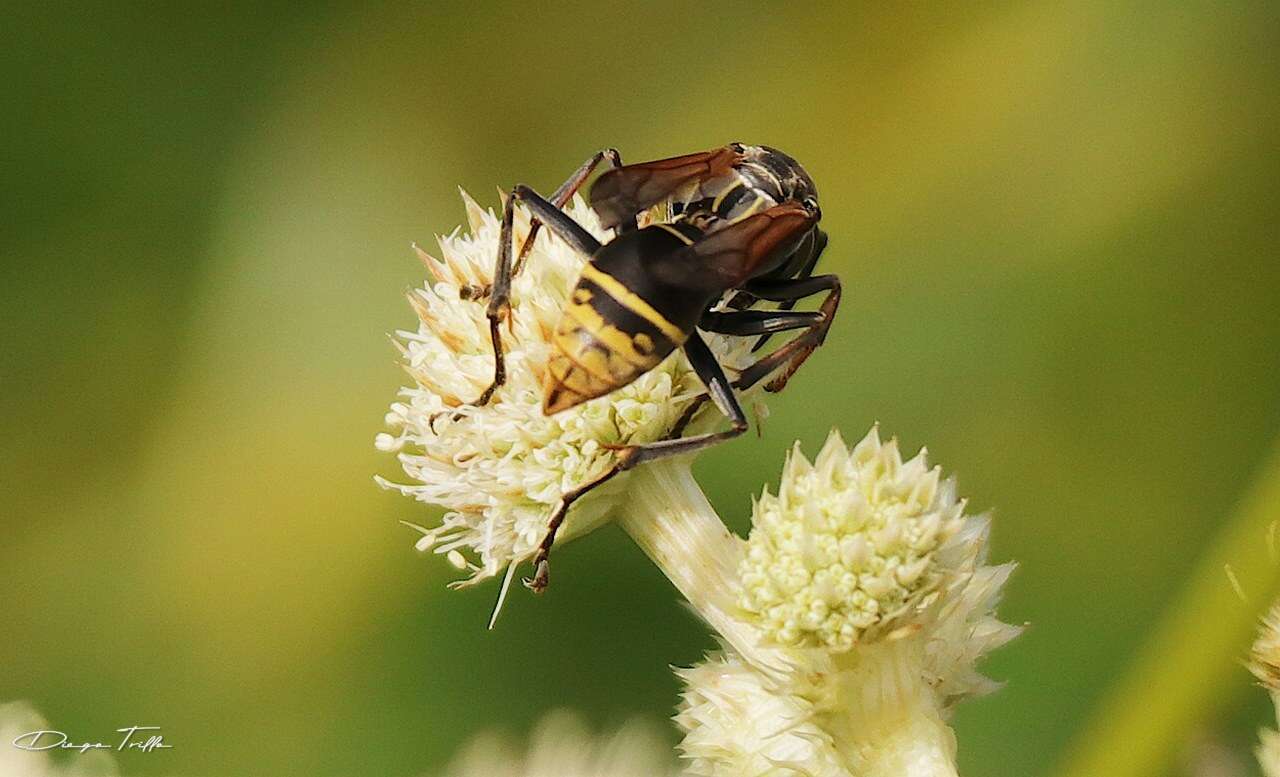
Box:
376 192 756 605
676 428 1021 777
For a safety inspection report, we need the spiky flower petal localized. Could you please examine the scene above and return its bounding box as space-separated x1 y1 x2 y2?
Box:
375 192 755 585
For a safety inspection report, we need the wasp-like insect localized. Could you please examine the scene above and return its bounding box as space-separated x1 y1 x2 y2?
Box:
475 143 841 591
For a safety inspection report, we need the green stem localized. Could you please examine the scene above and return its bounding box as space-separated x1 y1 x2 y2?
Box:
1054 439 1280 777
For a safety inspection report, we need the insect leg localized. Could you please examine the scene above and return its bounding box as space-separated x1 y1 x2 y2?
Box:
474 185 602 406
524 462 626 593
699 309 823 336
751 228 828 351
741 271 837 300
659 206 822 432
732 274 842 393
613 332 749 467
668 396 708 439
513 148 621 276
526 333 748 592
669 309 822 436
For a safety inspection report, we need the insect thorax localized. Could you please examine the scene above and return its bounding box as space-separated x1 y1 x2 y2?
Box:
667 169 781 233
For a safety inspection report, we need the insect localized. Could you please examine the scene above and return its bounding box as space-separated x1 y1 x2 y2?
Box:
475 143 841 592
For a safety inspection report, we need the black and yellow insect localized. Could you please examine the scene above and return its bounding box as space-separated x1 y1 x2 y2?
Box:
476 143 841 591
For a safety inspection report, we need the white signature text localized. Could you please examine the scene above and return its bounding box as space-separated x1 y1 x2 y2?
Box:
12 726 172 754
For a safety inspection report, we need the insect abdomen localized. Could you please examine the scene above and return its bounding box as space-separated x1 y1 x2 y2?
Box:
543 264 684 415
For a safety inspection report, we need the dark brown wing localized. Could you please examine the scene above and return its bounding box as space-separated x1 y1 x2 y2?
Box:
589 146 743 229
680 204 817 287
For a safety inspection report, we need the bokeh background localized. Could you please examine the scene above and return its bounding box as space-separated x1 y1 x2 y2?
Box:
4 2 1279 775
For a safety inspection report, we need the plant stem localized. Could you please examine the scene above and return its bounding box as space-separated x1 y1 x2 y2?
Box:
618 457 794 676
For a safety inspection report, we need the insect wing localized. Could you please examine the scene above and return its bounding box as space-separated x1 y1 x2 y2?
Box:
589 146 741 229
683 204 817 287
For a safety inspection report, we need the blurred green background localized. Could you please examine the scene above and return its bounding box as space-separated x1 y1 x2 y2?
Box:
3 2 1279 775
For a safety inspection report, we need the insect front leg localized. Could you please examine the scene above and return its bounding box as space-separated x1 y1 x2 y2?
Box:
526 332 747 593
658 203 824 433
614 331 750 465
731 274 842 393
667 308 824 437
750 228 828 352
473 185 602 406
699 308 824 336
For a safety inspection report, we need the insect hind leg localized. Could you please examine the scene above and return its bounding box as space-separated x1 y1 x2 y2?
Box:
524 463 625 593
513 148 621 276
666 306 823 437
470 183 604 407
527 332 747 592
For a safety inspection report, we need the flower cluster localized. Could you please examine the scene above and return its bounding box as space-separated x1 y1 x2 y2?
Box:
375 192 755 587
677 429 1020 777
739 429 964 651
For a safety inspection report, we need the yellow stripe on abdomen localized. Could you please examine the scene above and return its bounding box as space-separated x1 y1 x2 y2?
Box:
579 265 685 343
543 277 679 414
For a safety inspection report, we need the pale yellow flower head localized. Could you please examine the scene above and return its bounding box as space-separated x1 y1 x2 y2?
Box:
375 192 756 585
678 427 1020 777
738 427 966 651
